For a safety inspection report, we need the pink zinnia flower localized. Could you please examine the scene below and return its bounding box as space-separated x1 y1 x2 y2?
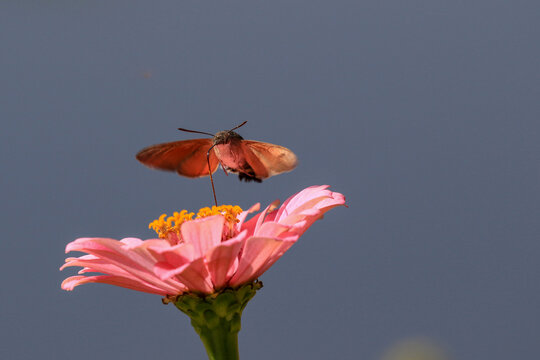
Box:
61 185 346 296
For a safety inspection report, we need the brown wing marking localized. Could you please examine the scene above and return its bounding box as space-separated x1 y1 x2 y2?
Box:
241 140 298 179
136 139 219 178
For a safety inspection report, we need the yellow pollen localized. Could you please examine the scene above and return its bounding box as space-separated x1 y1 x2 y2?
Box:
149 205 243 239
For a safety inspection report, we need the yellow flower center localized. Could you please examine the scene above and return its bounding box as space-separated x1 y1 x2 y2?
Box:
149 205 243 242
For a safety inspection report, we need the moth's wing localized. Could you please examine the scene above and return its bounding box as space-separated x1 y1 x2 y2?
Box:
136 139 219 178
175 140 220 178
241 140 298 179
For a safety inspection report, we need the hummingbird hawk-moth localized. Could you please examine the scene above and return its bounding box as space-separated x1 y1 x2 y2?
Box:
136 121 297 204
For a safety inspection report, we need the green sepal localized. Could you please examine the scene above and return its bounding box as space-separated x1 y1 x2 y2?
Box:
167 281 263 360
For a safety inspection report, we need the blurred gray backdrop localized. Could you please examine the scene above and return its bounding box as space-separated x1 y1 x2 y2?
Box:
1 1 539 359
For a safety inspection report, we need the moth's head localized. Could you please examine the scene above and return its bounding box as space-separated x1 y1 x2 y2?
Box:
213 130 243 145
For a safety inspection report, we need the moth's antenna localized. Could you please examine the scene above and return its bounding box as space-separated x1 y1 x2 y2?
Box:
206 145 218 206
229 121 247 132
178 127 214 137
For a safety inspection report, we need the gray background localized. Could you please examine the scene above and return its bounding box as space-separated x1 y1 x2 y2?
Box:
2 1 539 359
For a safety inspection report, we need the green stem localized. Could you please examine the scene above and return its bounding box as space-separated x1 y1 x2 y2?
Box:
198 322 240 360
170 281 263 360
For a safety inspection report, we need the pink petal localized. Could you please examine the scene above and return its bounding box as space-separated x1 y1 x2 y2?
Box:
119 237 146 247
274 185 345 222
154 257 214 294
236 203 261 230
61 275 175 295
229 236 292 287
64 256 190 294
254 239 296 277
274 185 330 219
253 221 291 238
64 237 184 294
61 256 134 277
148 242 196 269
181 215 224 258
273 186 346 234
205 232 247 289
241 200 280 236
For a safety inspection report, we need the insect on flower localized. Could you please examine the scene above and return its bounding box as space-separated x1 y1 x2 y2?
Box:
136 121 298 204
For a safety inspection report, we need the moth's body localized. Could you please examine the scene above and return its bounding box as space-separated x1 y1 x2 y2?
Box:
136 124 297 183
212 131 258 181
